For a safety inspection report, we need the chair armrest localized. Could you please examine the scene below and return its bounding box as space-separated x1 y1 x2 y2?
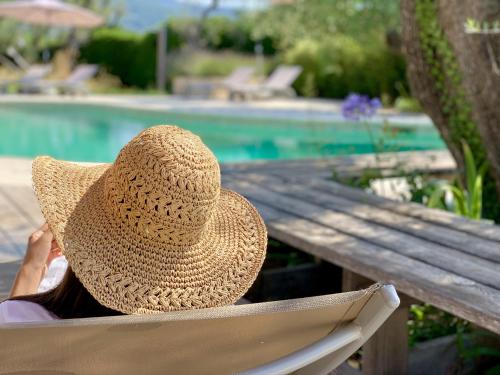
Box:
239 323 362 375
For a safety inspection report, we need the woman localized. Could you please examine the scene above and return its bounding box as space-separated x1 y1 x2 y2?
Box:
0 125 267 322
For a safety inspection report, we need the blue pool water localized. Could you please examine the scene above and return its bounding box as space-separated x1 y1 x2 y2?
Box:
0 102 445 163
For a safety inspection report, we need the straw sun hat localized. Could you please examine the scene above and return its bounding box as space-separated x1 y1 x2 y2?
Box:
32 125 267 314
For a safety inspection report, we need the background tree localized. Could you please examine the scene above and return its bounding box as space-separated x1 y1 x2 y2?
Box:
401 0 500 221
0 0 123 61
252 0 400 50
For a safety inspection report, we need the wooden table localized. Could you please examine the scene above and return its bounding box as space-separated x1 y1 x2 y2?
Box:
221 165 500 374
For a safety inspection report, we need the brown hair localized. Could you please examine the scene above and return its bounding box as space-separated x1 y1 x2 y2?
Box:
11 267 123 319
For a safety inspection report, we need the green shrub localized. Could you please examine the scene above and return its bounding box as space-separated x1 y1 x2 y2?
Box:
170 50 269 78
282 38 324 97
80 28 154 88
202 17 248 51
395 97 423 112
408 304 464 347
170 16 276 55
284 36 407 100
428 141 487 220
80 26 184 88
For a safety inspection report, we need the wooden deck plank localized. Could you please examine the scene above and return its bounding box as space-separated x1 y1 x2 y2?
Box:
222 150 456 179
0 189 32 259
0 185 21 262
301 178 500 243
0 185 43 227
236 173 500 263
0 260 20 299
0 232 19 262
223 177 500 290
222 182 500 333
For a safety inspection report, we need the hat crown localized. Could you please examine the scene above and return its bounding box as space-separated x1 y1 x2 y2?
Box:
104 126 221 245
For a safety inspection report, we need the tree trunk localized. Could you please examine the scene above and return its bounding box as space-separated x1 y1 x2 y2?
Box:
401 0 466 169
439 0 500 192
401 0 500 221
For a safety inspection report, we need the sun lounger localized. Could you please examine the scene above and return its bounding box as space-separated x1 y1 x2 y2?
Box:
222 66 255 89
6 46 30 70
0 275 398 374
55 64 98 94
21 64 98 94
0 64 52 93
177 66 255 97
0 54 19 70
230 65 303 100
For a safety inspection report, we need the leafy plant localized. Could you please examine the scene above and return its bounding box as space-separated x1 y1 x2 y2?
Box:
333 168 383 191
405 173 441 204
408 304 465 347
251 0 400 50
283 37 407 99
169 50 269 78
265 239 314 268
394 97 422 113
332 93 409 194
80 24 186 89
457 327 500 375
427 142 487 220
465 18 500 34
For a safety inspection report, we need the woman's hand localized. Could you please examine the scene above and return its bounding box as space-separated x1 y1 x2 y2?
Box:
23 223 62 271
10 223 62 298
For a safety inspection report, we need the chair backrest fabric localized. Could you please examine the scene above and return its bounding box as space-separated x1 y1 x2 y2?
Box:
65 64 98 85
19 64 51 83
0 285 380 375
223 66 255 87
264 65 303 89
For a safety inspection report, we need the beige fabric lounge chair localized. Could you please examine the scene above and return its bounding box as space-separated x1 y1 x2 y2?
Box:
6 46 30 70
0 64 52 93
55 64 98 94
22 64 98 94
221 66 256 89
230 65 303 100
206 66 255 98
0 270 399 375
175 67 255 98
0 54 18 70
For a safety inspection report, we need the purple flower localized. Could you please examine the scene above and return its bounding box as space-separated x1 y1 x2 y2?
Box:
342 93 381 121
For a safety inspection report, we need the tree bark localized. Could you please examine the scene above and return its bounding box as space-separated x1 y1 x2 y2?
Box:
438 0 500 197
401 0 500 220
401 0 466 170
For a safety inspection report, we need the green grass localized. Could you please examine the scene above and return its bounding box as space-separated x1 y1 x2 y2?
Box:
170 50 271 78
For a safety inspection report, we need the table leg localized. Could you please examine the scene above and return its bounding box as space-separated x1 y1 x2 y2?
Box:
342 270 409 375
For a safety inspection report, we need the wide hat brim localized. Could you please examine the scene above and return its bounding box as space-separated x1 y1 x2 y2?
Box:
32 156 267 314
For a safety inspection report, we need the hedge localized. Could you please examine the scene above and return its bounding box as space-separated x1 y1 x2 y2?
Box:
80 27 183 88
200 16 276 55
284 36 407 99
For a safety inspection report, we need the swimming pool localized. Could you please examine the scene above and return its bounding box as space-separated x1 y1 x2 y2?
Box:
0 102 445 163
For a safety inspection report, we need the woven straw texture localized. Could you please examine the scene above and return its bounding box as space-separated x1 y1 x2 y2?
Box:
32 125 267 314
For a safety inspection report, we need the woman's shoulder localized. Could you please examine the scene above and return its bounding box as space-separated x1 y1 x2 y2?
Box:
0 300 59 324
